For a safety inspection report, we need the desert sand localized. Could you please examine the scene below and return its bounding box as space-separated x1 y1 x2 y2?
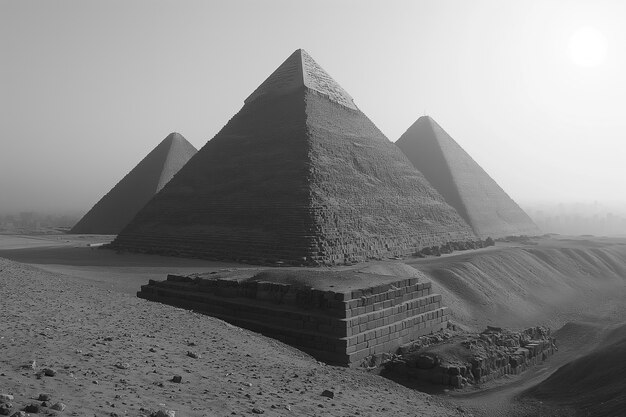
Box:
1 234 626 416
0 254 461 417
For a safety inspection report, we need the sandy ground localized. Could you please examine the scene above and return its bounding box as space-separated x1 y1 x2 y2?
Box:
2 234 626 417
0 257 463 417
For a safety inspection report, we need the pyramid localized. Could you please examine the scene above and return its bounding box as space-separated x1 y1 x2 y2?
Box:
71 133 197 234
396 116 540 238
111 50 475 264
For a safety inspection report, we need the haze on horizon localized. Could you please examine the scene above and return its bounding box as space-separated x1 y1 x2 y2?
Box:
1 0 625 216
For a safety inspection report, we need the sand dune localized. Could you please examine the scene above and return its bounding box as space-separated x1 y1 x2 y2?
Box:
409 238 626 330
525 323 626 416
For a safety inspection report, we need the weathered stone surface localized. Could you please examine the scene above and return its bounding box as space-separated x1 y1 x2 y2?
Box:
111 50 475 264
71 132 197 234
137 268 451 367
388 326 555 387
416 355 436 369
50 403 66 412
0 403 12 416
396 116 540 239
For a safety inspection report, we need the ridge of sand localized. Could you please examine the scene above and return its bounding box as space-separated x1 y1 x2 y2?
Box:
524 323 626 417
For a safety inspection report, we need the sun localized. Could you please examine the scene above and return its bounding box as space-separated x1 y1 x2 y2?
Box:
568 27 608 67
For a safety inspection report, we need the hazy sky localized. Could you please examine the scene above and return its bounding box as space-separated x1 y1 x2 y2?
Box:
1 0 625 214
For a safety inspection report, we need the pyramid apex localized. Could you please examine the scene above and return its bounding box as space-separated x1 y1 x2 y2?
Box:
416 115 435 124
165 131 183 140
245 49 357 110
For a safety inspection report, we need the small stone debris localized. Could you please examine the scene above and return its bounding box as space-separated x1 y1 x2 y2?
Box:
50 403 66 412
186 351 199 359
285 405 291 411
115 362 130 370
37 394 51 402
10 412 27 417
149 348 157 353
151 410 175 417
171 375 182 383
251 408 265 414
42 368 57 377
321 390 335 399
0 394 14 402
23 403 40 413
0 403 13 416
104 337 114 342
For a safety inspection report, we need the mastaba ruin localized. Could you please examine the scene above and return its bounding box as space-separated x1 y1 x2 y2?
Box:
71 132 197 234
111 49 476 264
396 116 540 239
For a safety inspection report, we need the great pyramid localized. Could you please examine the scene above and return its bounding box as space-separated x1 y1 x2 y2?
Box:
71 132 197 234
111 49 475 264
396 116 540 238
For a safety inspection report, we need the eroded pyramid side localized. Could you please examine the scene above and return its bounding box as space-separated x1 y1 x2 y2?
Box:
113 91 316 260
396 116 540 238
71 133 197 234
304 92 476 262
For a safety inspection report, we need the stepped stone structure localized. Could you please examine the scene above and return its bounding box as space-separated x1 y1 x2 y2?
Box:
137 268 451 366
396 116 540 238
111 49 475 264
71 133 197 234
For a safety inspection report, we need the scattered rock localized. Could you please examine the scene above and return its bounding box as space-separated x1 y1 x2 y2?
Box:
321 390 334 399
152 410 175 417
0 395 14 403
0 403 13 416
251 408 264 414
149 348 157 353
115 362 129 370
50 403 66 412
10 412 26 417
171 375 182 383
186 351 199 359
23 403 40 413
42 368 57 377
37 394 51 402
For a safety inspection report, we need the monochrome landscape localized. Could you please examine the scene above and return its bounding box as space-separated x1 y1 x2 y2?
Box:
1 2 625 417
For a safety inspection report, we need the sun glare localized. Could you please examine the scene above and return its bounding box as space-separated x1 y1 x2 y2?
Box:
568 27 608 67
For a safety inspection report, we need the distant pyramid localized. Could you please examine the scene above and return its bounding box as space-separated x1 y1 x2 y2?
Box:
71 133 197 234
111 50 475 264
396 116 540 238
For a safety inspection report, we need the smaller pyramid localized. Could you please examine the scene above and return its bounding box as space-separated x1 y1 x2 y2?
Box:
71 133 197 234
396 116 540 238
